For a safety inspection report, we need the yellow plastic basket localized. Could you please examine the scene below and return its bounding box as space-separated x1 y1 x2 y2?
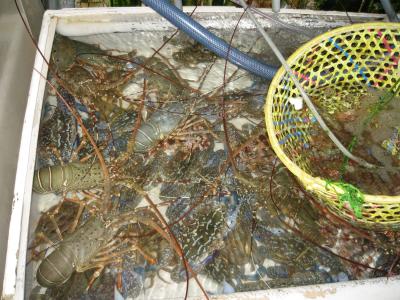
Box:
265 22 400 231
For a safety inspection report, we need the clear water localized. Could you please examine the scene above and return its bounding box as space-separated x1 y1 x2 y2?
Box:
26 27 398 300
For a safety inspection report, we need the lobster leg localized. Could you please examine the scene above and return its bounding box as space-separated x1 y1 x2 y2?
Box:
96 236 157 265
86 265 106 290
176 117 219 141
70 137 87 161
35 195 90 246
79 236 156 272
133 244 157 265
47 145 65 166
29 196 87 265
28 232 56 263
82 243 156 290
64 195 87 233
156 269 171 285
48 213 63 241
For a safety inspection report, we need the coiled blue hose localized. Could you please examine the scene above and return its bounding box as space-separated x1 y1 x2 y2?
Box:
142 0 278 81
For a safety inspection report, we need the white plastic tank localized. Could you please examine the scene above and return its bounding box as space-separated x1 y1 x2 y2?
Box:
3 6 400 300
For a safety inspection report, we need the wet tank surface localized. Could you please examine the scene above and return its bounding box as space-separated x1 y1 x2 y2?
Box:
25 13 400 300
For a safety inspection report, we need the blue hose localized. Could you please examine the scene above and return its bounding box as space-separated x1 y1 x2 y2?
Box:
142 0 278 81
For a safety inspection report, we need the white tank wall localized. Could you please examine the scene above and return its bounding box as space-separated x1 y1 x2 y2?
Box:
0 0 43 293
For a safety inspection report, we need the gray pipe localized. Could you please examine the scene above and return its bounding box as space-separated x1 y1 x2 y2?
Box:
47 0 75 9
174 0 183 10
380 0 399 22
272 0 280 13
142 0 278 80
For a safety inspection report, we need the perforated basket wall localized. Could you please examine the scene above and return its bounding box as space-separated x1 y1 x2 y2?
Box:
265 23 400 231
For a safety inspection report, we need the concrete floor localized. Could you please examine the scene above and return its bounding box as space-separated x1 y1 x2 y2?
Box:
0 0 43 293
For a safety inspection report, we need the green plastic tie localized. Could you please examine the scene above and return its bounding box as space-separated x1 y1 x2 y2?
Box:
325 180 364 218
339 136 358 179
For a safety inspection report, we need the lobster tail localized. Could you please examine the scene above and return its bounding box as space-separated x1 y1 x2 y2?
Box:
36 244 76 287
32 162 104 194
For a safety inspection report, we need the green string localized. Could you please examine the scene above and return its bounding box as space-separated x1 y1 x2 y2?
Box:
339 136 358 179
365 78 400 126
325 180 364 218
